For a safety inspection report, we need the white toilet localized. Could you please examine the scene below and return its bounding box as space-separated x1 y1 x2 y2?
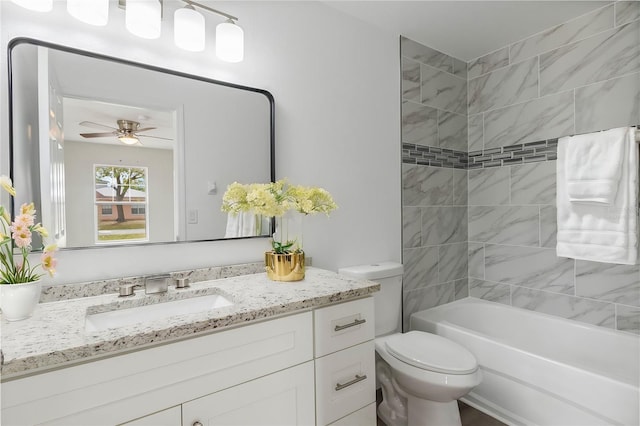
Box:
338 262 481 426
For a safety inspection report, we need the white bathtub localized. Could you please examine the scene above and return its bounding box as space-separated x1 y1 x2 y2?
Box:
409 298 640 426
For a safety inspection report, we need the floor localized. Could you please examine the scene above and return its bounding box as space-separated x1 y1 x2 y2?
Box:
376 401 507 426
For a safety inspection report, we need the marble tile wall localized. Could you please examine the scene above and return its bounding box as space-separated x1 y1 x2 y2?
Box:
466 4 640 334
468 3 640 151
401 37 469 330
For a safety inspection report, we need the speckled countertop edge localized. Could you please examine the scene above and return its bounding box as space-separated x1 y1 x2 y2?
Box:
0 268 379 378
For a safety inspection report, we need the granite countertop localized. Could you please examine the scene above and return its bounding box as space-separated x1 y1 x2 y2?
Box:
0 268 379 379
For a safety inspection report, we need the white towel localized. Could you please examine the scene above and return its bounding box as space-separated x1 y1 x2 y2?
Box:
224 212 258 238
565 127 628 204
557 127 639 265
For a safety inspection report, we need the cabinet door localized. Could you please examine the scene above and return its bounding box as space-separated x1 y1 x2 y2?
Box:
183 361 315 426
119 406 181 426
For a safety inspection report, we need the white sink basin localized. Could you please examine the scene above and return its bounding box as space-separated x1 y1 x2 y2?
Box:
85 293 234 332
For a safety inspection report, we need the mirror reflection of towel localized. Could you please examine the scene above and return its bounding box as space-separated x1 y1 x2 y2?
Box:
224 212 257 238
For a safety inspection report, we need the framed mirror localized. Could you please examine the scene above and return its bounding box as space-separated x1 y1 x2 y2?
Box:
8 38 274 250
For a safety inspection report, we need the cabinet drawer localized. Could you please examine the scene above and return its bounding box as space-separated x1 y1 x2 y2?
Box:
315 341 376 426
314 297 374 357
329 403 376 426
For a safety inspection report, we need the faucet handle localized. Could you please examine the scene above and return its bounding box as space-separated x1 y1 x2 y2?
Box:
118 283 137 297
175 277 190 289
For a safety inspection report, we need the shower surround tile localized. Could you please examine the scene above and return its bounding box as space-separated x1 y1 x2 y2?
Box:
468 114 484 151
468 243 485 279
455 279 469 300
402 57 421 101
483 91 574 148
468 57 539 115
617 305 640 334
402 164 453 206
403 282 455 330
402 100 438 146
403 247 439 292
575 261 640 307
575 72 640 134
453 169 467 206
439 242 469 283
469 206 539 246
422 207 467 246
402 36 453 73
421 64 467 115
438 110 468 151
539 20 640 96
512 286 616 328
485 245 575 294
540 205 558 248
509 5 614 63
468 167 510 205
468 47 509 79
615 1 640 26
469 278 511 304
452 58 468 79
402 207 421 249
510 161 557 205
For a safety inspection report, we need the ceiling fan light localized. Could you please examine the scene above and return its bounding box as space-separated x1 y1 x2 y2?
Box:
67 0 109 26
174 6 205 52
125 0 161 40
118 135 139 145
11 0 52 12
216 20 244 63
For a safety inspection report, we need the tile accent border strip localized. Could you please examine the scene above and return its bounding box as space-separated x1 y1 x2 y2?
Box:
402 143 468 169
468 139 558 169
403 139 558 169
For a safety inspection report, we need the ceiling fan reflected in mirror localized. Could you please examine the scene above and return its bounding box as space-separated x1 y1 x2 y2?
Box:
79 119 172 145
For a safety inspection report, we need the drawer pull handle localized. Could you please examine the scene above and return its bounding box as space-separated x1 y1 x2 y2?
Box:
335 374 367 391
334 318 366 332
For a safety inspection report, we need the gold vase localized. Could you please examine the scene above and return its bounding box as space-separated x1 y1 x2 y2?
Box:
265 251 305 282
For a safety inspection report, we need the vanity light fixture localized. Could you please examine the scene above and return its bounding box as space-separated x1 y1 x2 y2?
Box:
125 0 162 40
10 0 53 12
178 0 244 62
216 19 244 63
174 4 205 52
67 0 109 26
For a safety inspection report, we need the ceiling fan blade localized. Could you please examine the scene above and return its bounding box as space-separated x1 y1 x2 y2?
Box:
137 134 174 141
79 121 118 131
135 127 157 132
80 132 118 138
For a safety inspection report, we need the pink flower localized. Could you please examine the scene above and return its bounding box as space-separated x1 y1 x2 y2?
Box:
10 222 32 248
14 212 34 228
41 251 57 277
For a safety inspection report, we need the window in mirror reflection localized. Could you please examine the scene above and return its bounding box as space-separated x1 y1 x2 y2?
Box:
94 165 148 243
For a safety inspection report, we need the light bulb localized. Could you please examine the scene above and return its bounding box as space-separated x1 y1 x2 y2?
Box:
174 6 205 52
125 0 161 40
67 0 109 26
216 20 244 63
118 135 140 145
11 0 53 12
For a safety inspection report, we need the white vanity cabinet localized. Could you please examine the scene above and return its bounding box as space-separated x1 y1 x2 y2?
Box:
313 297 376 425
2 298 376 426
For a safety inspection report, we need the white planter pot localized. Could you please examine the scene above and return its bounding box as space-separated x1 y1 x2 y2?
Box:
0 280 42 321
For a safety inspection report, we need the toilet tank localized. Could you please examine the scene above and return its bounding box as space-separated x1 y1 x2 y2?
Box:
338 262 403 337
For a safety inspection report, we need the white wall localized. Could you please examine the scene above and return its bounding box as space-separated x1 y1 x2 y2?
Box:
0 1 401 284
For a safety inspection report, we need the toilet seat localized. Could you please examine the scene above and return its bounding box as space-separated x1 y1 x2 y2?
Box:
384 331 477 375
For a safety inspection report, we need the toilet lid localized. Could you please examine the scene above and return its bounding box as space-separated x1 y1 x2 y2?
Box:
385 331 478 375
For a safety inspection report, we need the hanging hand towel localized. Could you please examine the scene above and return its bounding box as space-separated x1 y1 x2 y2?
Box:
557 127 639 265
565 127 628 204
224 211 257 238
